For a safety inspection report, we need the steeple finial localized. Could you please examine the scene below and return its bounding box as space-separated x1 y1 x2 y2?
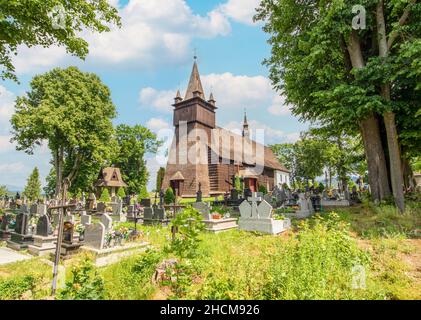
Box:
184 59 205 100
208 92 216 105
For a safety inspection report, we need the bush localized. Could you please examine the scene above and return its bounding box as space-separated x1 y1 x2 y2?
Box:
0 275 37 300
258 185 267 195
99 189 111 203
58 259 105 300
164 187 176 205
139 185 149 200
117 187 126 199
166 206 205 259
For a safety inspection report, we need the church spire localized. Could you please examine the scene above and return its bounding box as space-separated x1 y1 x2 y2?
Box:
242 109 249 138
185 60 205 100
174 89 183 103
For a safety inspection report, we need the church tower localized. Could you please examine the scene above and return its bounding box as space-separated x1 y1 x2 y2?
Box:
242 110 250 139
162 60 217 197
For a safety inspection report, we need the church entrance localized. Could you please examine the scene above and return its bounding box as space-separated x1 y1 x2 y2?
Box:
170 180 183 197
244 178 257 193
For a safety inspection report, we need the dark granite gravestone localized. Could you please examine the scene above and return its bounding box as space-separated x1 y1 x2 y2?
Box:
154 208 165 220
97 202 106 213
140 198 151 207
63 221 74 244
14 213 29 235
1 214 10 231
144 207 153 220
30 204 38 215
230 189 239 201
36 215 51 237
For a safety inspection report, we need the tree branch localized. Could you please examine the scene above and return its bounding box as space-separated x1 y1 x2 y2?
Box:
387 0 417 50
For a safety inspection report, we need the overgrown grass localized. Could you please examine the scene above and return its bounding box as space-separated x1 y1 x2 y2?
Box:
335 201 420 239
0 258 52 300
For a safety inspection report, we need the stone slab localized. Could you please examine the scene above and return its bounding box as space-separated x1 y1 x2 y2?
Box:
238 218 291 235
202 218 238 233
0 247 31 265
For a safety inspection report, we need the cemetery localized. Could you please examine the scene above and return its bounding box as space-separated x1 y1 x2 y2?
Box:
0 0 420 303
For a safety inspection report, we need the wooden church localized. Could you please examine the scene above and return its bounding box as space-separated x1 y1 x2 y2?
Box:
161 60 290 198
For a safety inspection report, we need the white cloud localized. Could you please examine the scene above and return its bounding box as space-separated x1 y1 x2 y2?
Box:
0 86 15 132
13 0 232 74
140 72 291 117
139 88 176 114
0 162 25 173
146 117 171 132
268 95 291 116
219 0 261 25
0 135 14 153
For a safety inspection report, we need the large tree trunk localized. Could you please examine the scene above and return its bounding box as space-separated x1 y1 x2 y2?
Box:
347 30 391 202
359 114 391 201
376 0 405 212
54 146 64 199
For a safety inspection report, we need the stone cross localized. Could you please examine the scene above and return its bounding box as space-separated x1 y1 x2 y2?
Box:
248 193 262 218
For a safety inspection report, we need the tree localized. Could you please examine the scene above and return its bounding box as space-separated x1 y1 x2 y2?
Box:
113 124 161 195
11 67 117 198
271 143 297 185
99 189 110 203
138 185 149 200
256 0 421 211
23 167 41 201
117 187 126 199
164 188 175 205
0 185 8 198
156 167 166 192
0 0 120 81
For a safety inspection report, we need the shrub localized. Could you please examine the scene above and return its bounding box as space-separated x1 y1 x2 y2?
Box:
166 206 205 259
99 189 111 203
258 185 267 195
164 187 176 205
139 185 149 200
58 259 105 300
0 275 37 300
117 187 126 199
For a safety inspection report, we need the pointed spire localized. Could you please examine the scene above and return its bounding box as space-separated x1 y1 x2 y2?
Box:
208 92 216 105
174 89 183 103
185 61 205 100
242 109 249 138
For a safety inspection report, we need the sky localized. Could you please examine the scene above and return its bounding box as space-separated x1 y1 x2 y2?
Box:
0 0 309 192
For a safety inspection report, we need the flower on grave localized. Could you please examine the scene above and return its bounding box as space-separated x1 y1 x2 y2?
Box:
75 223 85 234
118 226 129 239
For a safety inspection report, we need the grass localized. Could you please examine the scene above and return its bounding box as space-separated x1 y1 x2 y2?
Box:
0 201 420 300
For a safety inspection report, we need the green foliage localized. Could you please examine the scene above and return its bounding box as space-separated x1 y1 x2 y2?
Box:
23 167 41 201
139 185 149 200
117 187 126 199
113 124 161 195
0 185 7 198
234 175 242 192
11 67 117 195
258 185 267 195
0 275 36 300
166 206 205 259
58 259 105 300
0 0 120 81
99 189 111 203
156 167 166 191
164 187 175 205
101 249 163 300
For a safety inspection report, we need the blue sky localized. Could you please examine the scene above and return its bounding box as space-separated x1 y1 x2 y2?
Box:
0 0 308 191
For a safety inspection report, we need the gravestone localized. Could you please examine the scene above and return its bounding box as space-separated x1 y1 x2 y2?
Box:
127 205 135 217
63 221 74 244
14 213 29 235
140 199 151 207
81 214 92 226
248 193 262 218
37 204 47 216
7 212 33 250
238 199 290 235
144 207 153 220
154 208 165 220
1 214 10 231
84 222 106 250
97 202 106 213
30 204 38 215
36 215 51 237
193 202 211 220
100 213 112 231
